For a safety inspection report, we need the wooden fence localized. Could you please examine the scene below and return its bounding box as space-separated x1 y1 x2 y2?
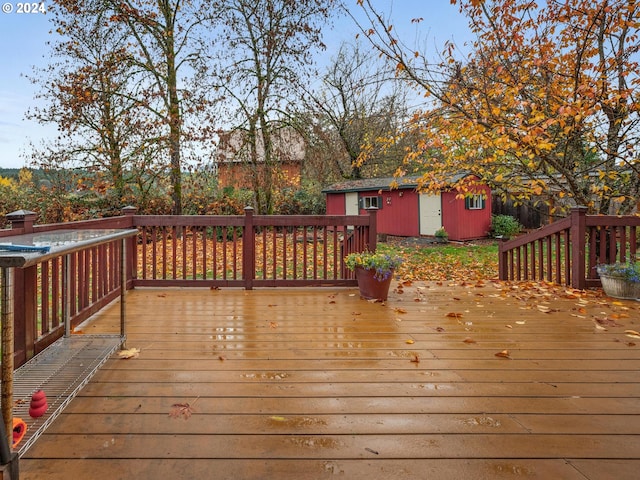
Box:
498 207 640 289
0 207 377 368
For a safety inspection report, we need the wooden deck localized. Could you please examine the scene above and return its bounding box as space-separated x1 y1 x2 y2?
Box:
18 282 640 479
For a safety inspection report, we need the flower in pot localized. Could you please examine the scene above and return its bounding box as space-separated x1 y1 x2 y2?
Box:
344 250 402 300
596 261 640 299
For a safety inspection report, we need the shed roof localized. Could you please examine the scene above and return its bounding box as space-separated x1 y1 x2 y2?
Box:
322 173 470 194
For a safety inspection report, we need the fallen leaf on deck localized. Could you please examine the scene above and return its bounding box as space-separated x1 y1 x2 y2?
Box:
625 330 640 339
495 350 511 359
269 322 278 328
595 317 623 327
463 337 476 344
117 347 140 359
446 312 463 318
405 339 415 344
410 354 420 363
515 321 526 325
169 398 199 420
394 308 407 314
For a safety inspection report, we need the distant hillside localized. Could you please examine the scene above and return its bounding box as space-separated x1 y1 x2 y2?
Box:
0 168 47 182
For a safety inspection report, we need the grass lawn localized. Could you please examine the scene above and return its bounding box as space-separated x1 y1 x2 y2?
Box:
377 240 499 282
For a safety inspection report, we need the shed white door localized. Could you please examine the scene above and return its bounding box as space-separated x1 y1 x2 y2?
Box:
345 192 359 215
419 194 442 235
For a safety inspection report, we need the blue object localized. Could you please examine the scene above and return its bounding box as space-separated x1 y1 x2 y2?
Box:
0 244 51 254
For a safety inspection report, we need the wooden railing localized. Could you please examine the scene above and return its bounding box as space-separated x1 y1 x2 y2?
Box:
0 211 133 366
130 207 376 288
1 207 377 367
499 207 640 289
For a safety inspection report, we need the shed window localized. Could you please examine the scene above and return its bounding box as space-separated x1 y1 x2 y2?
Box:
465 194 486 210
360 195 382 209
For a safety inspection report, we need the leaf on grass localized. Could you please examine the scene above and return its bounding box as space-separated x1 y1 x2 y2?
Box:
495 350 511 359
117 347 140 359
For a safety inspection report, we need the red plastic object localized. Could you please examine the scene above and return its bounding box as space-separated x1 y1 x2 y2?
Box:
29 390 48 418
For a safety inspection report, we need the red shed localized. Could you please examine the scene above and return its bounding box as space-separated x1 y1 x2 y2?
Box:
323 175 491 241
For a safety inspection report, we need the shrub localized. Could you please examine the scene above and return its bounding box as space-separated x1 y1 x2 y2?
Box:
490 215 522 238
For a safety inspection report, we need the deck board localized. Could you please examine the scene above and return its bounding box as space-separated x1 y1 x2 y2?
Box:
19 284 640 479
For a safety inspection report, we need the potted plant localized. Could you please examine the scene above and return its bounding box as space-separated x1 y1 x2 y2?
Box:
434 227 449 243
596 261 640 299
344 249 402 301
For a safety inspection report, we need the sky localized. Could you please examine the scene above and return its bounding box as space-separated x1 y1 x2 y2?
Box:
0 1 474 169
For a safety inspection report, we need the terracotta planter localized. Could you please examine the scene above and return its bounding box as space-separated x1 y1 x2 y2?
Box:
355 266 393 301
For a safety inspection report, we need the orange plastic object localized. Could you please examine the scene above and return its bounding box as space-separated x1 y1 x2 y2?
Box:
12 417 26 448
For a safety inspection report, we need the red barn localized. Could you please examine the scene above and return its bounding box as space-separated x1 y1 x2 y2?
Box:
323 175 491 241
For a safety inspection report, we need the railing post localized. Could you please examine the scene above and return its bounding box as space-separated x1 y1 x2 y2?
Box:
498 238 508 280
367 209 378 252
122 206 138 287
243 207 255 290
6 209 37 234
570 206 588 289
6 210 38 366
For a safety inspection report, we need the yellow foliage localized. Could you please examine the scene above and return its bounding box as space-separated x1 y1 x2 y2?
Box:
0 176 16 189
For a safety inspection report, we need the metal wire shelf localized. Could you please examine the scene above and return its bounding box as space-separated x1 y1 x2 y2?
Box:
9 334 123 457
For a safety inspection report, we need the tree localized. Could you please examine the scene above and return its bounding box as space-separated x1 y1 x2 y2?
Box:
107 0 215 215
27 0 164 207
210 0 337 214
302 41 411 180
355 0 640 215
29 0 215 216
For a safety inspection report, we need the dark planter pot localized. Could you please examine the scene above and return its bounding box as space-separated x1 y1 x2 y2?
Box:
355 266 393 301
